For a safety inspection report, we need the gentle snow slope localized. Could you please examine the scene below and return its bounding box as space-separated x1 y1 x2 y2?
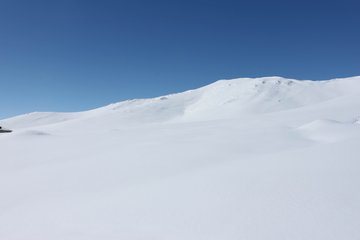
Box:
1 76 360 240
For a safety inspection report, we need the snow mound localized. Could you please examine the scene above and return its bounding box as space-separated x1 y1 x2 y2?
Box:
14 130 52 137
297 119 360 143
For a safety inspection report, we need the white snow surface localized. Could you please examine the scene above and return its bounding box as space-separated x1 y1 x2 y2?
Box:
1 76 360 240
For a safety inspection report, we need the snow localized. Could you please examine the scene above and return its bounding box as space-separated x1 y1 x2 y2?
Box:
1 76 360 240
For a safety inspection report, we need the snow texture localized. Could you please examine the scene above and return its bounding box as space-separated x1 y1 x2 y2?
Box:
1 76 360 240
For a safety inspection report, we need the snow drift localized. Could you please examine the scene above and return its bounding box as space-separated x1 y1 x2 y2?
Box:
1 76 360 240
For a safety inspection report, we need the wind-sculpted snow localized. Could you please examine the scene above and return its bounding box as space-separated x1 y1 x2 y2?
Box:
0 76 360 240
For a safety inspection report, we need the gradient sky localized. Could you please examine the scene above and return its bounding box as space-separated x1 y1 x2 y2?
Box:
1 0 359 119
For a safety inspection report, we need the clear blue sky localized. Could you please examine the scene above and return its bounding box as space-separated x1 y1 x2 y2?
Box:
1 0 359 119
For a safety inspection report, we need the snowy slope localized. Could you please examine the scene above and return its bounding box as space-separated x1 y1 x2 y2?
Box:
1 76 360 240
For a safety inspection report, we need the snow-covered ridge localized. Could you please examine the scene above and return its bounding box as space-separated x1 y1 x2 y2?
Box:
2 76 360 129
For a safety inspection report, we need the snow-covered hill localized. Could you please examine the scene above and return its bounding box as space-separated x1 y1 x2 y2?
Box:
4 76 360 128
1 76 360 240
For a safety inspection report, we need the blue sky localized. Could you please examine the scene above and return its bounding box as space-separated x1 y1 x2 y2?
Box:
1 0 359 119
